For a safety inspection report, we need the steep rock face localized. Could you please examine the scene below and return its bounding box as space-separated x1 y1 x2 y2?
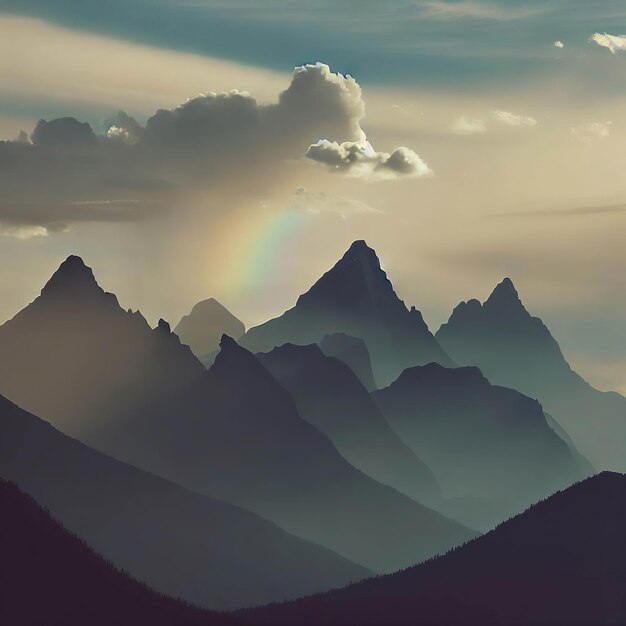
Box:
0 479 233 626
436 278 626 471
0 256 205 439
245 472 626 626
319 332 377 391
256 343 441 506
372 363 584 529
241 241 453 386
175 298 245 358
93 336 476 574
0 393 368 610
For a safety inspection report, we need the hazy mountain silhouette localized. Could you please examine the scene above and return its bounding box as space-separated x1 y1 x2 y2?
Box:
0 392 369 610
256 343 441 506
319 333 377 391
175 297 245 358
372 363 584 529
245 472 626 626
241 240 453 386
0 255 205 439
0 479 235 626
94 335 475 573
436 278 626 471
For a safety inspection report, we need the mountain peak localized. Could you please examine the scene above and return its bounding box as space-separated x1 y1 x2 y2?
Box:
484 277 526 315
342 240 381 268
40 255 102 298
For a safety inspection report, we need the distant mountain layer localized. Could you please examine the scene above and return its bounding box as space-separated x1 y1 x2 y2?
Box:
245 472 626 626
0 393 368 610
319 333 377 391
0 479 233 626
436 277 626 472
256 343 441 506
241 240 453 386
175 297 245 358
372 363 584 530
0 255 205 439
94 335 476 573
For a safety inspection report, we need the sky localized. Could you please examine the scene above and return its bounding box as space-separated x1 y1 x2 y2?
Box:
0 1 625 393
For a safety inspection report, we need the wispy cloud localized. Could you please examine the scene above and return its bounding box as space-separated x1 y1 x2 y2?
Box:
493 203 626 218
590 32 626 54
418 1 544 21
571 121 612 142
492 110 537 127
450 116 486 135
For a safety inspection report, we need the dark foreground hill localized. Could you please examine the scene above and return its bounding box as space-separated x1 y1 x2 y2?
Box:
0 479 234 626
0 393 368 610
372 363 585 529
95 336 475 573
244 472 626 626
256 343 441 506
241 240 453 386
436 278 626 472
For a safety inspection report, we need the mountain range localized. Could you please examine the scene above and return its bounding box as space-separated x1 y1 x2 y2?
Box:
93 334 476 572
318 333 377 392
241 240 453 386
244 472 626 626
0 391 368 610
436 278 626 472
256 342 441 506
372 363 585 530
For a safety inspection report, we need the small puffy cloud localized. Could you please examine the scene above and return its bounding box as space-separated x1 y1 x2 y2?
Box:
451 116 486 135
306 139 432 181
554 41 564 49
492 110 538 127
571 121 612 142
290 187 382 218
590 33 626 54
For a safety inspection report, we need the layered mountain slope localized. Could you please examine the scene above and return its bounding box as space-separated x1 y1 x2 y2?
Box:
372 363 584 529
175 297 245 358
0 480 233 626
95 336 475 573
246 472 626 626
256 343 441 506
436 278 626 471
0 393 368 610
319 333 377 391
0 256 205 438
241 240 453 386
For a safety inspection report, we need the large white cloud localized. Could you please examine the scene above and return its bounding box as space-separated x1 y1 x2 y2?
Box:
590 33 626 54
0 62 425 235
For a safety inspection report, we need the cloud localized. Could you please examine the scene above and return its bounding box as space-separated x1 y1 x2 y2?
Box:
289 187 383 218
450 116 486 135
492 202 626 218
492 109 537 127
305 139 432 181
418 1 543 21
590 33 626 54
571 121 612 142
0 62 424 233
554 41 564 49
